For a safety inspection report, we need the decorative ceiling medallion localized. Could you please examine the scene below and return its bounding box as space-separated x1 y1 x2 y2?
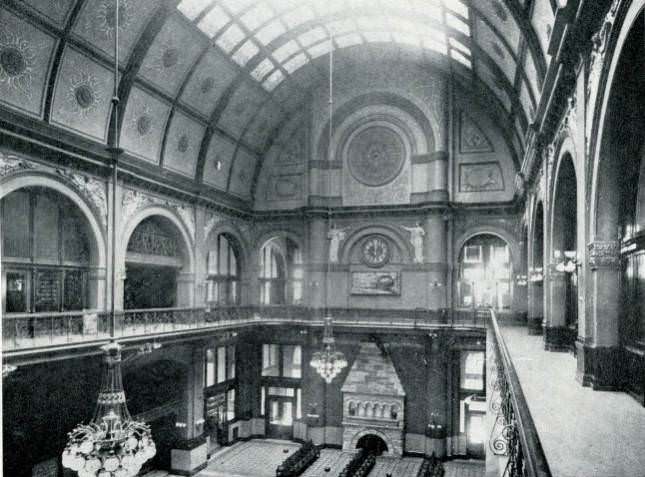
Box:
162 48 179 68
97 0 130 39
491 1 508 22
361 235 391 268
177 134 189 153
347 126 405 187
68 71 100 115
491 43 505 59
200 77 215 94
0 31 35 98
136 115 152 136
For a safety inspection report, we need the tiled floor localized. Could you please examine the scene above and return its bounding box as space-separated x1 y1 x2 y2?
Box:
443 460 484 477
500 325 645 477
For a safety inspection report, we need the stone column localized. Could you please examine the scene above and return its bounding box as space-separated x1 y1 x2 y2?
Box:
307 215 327 308
577 241 622 389
428 151 449 202
544 267 568 351
177 272 195 308
424 213 447 309
193 207 208 307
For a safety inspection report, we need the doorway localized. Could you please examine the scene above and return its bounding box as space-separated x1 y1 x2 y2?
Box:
264 386 300 440
356 434 388 456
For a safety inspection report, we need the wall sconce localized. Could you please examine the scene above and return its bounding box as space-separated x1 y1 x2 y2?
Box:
430 281 443 288
515 274 528 286
175 422 187 429
427 412 444 438
529 267 543 282
555 250 578 273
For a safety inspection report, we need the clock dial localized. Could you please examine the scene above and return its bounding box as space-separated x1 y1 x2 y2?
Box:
361 236 390 267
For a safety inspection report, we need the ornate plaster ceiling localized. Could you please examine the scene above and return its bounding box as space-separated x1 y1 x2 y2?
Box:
0 0 553 205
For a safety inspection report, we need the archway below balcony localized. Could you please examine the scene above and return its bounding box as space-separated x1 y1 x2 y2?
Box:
456 233 512 312
549 152 578 351
123 213 193 310
356 434 388 456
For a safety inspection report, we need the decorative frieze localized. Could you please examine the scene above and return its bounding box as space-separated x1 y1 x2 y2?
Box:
122 189 195 242
588 241 620 269
56 168 108 230
203 211 223 239
0 152 36 177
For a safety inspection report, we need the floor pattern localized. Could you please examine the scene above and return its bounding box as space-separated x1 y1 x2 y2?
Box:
443 460 484 477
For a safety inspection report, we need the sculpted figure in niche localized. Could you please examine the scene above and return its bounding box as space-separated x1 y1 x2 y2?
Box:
402 223 425 263
327 226 347 263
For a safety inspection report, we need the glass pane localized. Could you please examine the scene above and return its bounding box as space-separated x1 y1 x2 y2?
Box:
205 348 215 387
63 270 85 310
228 345 236 379
34 269 61 312
273 40 300 63
460 351 484 390
230 249 238 277
268 387 295 396
298 27 328 47
262 344 280 376
282 402 293 426
256 20 286 45
283 345 302 378
216 23 246 53
2 190 30 259
283 53 308 74
5 270 29 313
296 388 302 419
240 3 274 30
468 414 485 444
261 386 266 416
177 0 212 20
263 69 285 91
197 6 230 37
251 58 276 80
208 250 218 275
217 346 226 383
219 238 229 276
226 388 235 421
232 40 260 66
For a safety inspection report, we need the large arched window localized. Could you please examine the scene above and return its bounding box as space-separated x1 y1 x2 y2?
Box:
259 237 302 305
458 234 511 309
1 187 91 313
206 234 240 305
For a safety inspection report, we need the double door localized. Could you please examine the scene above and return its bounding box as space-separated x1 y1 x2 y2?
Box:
264 385 301 440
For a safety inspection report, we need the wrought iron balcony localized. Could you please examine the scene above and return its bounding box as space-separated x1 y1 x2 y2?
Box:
488 308 552 477
2 306 487 357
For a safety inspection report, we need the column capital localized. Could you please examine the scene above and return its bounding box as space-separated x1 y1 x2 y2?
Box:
588 241 620 270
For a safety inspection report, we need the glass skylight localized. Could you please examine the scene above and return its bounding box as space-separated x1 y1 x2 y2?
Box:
177 0 479 93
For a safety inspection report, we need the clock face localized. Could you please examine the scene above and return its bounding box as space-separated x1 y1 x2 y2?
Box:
361 236 390 267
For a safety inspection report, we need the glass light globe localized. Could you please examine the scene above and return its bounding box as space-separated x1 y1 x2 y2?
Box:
71 454 86 472
62 449 74 468
79 439 95 454
97 470 111 477
126 435 138 450
77 467 95 477
103 455 120 472
114 468 129 477
85 457 102 473
120 453 134 469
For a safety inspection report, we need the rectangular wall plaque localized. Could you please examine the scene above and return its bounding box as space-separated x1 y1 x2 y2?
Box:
350 271 401 296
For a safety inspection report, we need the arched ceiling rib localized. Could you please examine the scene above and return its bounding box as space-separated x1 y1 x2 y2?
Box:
0 0 553 206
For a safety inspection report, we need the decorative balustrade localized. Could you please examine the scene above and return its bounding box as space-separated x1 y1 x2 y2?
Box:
488 309 552 477
2 305 487 354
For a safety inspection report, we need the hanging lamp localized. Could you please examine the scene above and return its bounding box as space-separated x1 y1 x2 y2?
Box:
310 27 347 384
62 1 155 475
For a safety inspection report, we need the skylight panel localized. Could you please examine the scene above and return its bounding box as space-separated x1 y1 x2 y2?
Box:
256 20 286 45
446 12 471 36
232 40 259 66
262 69 285 91
273 40 300 62
298 27 328 47
240 3 274 31
450 48 472 68
283 53 308 74
216 23 246 53
335 33 363 48
251 58 275 81
177 0 212 21
449 37 470 55
327 19 356 36
409 0 442 19
282 5 316 29
444 0 469 19
422 35 447 55
220 0 254 15
389 18 418 33
197 6 230 37
308 41 333 59
356 16 390 32
363 31 392 43
393 32 420 47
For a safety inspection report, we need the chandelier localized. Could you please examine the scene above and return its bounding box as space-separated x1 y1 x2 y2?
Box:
310 316 348 384
62 343 155 477
62 2 155 476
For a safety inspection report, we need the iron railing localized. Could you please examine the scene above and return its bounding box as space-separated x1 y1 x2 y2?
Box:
2 305 488 352
488 308 552 477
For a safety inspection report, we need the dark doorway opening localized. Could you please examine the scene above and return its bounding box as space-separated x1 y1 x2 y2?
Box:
356 434 388 456
124 264 177 309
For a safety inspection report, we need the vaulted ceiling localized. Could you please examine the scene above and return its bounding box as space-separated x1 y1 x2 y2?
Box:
0 0 555 207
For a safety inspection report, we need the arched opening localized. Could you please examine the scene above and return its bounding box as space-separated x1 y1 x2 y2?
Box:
551 154 578 350
457 234 511 310
1 187 95 314
206 233 241 305
259 236 303 305
124 216 188 309
529 201 545 334
356 434 388 456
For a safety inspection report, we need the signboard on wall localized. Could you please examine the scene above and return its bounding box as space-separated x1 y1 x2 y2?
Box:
350 271 401 296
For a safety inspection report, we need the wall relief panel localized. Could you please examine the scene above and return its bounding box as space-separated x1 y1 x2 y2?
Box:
459 162 504 192
459 112 494 154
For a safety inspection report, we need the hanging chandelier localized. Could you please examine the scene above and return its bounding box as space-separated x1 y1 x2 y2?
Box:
62 2 155 475
62 342 156 477
310 317 348 384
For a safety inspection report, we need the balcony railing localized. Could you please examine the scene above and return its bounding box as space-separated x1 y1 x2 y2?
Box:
488 309 552 477
2 306 487 353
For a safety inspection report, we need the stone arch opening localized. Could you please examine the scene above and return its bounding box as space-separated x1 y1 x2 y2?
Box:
457 233 512 310
356 433 389 456
205 231 243 305
258 235 303 305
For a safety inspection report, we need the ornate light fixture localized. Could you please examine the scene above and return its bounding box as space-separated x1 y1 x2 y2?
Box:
555 250 578 274
310 317 348 384
62 343 156 477
528 267 543 282
515 274 528 286
63 2 155 475
310 29 347 384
